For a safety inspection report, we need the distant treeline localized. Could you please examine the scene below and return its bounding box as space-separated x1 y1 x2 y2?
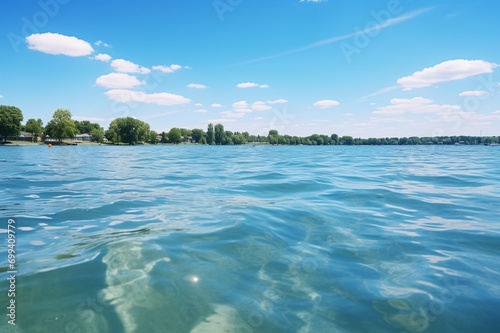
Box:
1 105 498 145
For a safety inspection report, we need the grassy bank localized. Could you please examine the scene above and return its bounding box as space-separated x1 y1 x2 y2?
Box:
0 141 44 146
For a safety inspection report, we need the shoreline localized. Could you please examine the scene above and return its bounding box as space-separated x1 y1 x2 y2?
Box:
1 141 498 147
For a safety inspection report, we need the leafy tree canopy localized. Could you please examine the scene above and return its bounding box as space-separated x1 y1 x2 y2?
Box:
24 118 44 141
168 127 182 144
0 105 23 142
45 109 77 142
105 117 150 145
214 123 225 145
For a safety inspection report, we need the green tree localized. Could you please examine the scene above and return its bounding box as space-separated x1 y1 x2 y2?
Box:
90 126 105 143
341 136 354 145
149 130 159 144
330 133 339 145
310 134 323 145
0 105 24 142
223 130 233 145
168 127 182 144
232 133 247 145
105 117 150 145
191 128 205 143
74 120 92 134
45 109 76 143
214 123 225 145
24 118 43 142
207 123 215 145
268 129 279 145
180 128 192 139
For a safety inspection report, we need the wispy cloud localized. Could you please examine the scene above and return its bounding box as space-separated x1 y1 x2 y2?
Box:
372 97 460 115
187 83 208 89
236 82 269 89
152 64 188 73
458 90 488 97
397 59 498 90
239 7 432 65
94 40 111 48
361 85 399 100
313 100 340 109
111 59 150 74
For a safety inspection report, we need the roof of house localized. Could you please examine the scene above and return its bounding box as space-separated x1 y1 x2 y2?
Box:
19 131 33 137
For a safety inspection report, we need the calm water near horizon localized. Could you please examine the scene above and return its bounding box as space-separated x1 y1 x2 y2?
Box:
1 145 499 333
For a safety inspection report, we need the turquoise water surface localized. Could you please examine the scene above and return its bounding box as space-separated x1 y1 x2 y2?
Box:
1 145 499 333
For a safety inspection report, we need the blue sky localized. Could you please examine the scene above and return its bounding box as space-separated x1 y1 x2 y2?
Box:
1 0 499 137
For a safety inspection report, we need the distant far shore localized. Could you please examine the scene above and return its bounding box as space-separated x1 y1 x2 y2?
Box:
1 140 499 147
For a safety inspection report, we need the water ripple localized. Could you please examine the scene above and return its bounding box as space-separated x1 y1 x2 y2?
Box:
0 145 499 332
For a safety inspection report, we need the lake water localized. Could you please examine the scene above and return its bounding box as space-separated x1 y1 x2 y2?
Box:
1 145 499 333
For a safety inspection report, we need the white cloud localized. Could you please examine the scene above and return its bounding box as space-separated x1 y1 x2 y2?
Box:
211 103 222 108
233 101 249 108
267 99 288 104
236 82 269 88
93 53 111 62
232 100 252 113
105 89 190 105
237 82 258 88
195 109 207 113
397 59 498 90
313 100 340 108
220 111 245 118
458 90 488 97
187 83 207 89
26 33 94 57
152 64 186 73
95 73 144 89
111 59 150 74
373 97 460 115
94 40 111 48
194 103 203 107
0 95 3 98
228 100 274 113
251 101 272 111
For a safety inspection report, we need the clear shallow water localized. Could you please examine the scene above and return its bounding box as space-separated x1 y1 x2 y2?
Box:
1 145 499 333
